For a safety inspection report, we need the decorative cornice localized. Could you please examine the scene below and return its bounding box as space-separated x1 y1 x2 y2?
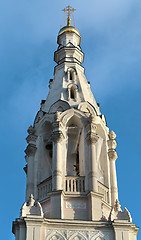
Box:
27 125 35 134
26 134 38 144
25 144 37 157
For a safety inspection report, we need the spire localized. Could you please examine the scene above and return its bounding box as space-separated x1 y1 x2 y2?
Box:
62 5 76 26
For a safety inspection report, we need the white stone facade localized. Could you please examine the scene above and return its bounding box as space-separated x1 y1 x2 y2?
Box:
12 16 139 240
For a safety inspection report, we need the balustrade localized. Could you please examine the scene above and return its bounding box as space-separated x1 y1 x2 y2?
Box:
98 181 109 203
37 177 52 200
65 176 85 193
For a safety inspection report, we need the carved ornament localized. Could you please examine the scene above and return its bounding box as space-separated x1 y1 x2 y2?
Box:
109 199 132 222
107 139 117 150
108 149 118 161
109 130 116 140
20 194 43 217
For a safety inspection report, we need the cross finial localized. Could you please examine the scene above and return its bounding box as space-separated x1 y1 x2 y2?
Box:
62 5 76 26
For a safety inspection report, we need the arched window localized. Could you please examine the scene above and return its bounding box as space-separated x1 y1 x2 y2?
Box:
70 86 75 99
67 68 76 81
70 71 73 80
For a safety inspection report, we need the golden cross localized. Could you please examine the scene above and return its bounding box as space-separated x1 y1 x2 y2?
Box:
62 5 76 26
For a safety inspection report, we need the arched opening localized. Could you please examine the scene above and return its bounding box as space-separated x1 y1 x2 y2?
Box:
70 86 75 99
66 116 84 177
70 71 73 80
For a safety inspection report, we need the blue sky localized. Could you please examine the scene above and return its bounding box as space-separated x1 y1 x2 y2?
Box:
0 0 141 239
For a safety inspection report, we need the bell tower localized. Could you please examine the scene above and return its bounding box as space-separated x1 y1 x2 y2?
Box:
12 6 139 240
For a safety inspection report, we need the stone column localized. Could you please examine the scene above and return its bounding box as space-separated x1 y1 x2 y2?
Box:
108 131 118 206
52 131 64 191
86 118 99 193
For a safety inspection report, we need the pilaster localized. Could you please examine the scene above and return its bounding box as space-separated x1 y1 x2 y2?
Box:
52 113 65 191
86 118 99 192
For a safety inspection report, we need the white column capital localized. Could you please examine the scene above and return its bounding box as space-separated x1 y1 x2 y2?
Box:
86 132 99 144
52 131 65 143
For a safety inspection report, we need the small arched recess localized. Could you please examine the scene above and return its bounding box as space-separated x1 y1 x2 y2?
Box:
67 67 77 81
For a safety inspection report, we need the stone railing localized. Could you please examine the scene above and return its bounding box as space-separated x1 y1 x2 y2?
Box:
37 176 52 200
65 176 85 193
98 181 109 203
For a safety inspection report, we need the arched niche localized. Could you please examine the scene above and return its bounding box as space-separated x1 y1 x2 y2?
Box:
66 114 85 177
67 84 78 101
49 100 70 113
68 232 87 240
67 67 77 81
46 232 65 240
90 232 105 240
78 102 97 115
60 108 87 128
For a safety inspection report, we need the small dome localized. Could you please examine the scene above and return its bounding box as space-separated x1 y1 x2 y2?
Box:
58 26 80 37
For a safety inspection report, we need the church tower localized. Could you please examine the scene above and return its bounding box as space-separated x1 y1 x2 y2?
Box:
12 6 139 240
